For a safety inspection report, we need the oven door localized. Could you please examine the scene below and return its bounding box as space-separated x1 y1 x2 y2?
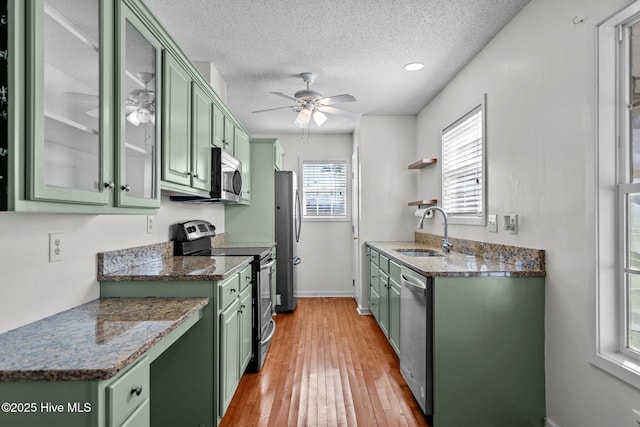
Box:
259 257 275 328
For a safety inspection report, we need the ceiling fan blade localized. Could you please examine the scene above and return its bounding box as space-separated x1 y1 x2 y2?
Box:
316 94 356 105
252 105 296 114
317 105 361 119
271 91 302 103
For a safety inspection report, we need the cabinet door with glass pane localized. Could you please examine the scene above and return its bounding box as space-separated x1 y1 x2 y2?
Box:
116 3 161 208
26 0 112 205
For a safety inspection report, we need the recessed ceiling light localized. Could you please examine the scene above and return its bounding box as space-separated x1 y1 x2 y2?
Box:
403 62 424 71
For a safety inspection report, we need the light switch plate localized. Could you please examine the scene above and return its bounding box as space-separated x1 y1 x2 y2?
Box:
488 214 497 232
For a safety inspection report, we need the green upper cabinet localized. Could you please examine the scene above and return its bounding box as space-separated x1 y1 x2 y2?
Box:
116 3 162 207
26 0 112 206
223 115 235 155
212 104 235 155
212 103 225 149
160 54 213 195
115 1 161 209
190 82 212 192
161 50 191 187
234 128 250 203
9 0 249 212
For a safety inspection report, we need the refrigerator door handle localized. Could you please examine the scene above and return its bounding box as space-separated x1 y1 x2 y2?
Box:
295 189 302 242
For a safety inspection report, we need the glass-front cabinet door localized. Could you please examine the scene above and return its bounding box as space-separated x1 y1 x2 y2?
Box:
26 0 112 205
116 3 161 208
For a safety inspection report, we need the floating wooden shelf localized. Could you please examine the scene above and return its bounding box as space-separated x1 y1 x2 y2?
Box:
408 158 437 169
408 199 438 207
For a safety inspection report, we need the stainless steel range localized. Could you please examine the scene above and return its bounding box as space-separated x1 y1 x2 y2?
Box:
172 220 276 372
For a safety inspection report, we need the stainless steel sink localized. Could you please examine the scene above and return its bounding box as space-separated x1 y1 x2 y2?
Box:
395 249 443 257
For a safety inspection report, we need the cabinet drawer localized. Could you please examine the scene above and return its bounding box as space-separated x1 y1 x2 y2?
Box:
370 263 380 294
239 264 252 292
370 285 380 319
390 260 402 281
219 273 240 310
370 249 380 266
379 255 389 274
107 357 149 427
120 399 150 427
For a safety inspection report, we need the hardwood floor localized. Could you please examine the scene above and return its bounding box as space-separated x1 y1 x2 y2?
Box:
220 297 431 427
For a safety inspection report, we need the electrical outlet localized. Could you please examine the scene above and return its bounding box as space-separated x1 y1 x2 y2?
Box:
146 215 154 234
488 214 498 232
49 232 63 262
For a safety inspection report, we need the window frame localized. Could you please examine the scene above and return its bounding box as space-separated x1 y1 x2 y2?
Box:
592 1 640 390
440 94 487 226
300 159 349 222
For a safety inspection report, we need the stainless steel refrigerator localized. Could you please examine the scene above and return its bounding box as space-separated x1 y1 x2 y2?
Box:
274 171 301 312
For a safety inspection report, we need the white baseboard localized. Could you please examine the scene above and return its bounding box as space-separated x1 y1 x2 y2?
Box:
546 418 560 427
357 306 372 315
294 291 354 298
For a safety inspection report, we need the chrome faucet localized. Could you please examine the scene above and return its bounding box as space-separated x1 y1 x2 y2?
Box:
419 206 452 254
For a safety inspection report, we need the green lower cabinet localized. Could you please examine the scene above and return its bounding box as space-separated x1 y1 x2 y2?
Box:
378 272 390 336
432 276 545 427
369 285 380 320
388 277 401 355
369 260 380 321
100 281 217 427
220 299 240 417
239 286 253 373
0 356 150 427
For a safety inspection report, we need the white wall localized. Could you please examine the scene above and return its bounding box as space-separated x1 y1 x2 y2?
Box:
0 196 224 333
356 116 417 310
415 0 639 426
276 133 354 297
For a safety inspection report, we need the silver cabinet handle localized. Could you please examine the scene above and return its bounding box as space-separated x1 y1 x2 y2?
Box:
121 184 131 192
104 181 115 189
131 385 143 396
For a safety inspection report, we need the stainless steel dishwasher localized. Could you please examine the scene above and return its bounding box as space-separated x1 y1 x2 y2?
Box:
399 266 433 415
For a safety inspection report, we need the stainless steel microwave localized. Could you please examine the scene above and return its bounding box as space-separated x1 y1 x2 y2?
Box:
169 148 242 203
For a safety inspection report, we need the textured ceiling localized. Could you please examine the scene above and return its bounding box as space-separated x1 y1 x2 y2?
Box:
143 0 530 135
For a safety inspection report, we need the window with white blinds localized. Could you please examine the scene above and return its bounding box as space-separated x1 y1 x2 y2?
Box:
302 161 347 219
441 96 486 225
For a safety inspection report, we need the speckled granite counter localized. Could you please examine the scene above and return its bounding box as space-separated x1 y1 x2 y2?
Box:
0 297 208 382
99 255 252 282
367 240 545 277
97 241 252 282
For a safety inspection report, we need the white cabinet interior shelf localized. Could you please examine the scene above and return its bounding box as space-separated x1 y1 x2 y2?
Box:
408 199 438 207
408 158 437 169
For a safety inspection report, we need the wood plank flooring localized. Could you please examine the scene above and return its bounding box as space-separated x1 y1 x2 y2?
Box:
220 297 431 427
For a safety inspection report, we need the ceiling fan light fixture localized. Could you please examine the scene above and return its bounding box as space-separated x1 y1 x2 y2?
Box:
127 110 141 126
294 104 313 128
312 109 327 127
403 62 424 71
136 107 151 124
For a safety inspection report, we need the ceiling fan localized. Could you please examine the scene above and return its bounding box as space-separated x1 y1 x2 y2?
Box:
124 72 155 126
253 72 358 128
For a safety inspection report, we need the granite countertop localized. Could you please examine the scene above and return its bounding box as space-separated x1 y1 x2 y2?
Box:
98 255 252 282
0 297 209 382
367 241 545 277
213 241 276 249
